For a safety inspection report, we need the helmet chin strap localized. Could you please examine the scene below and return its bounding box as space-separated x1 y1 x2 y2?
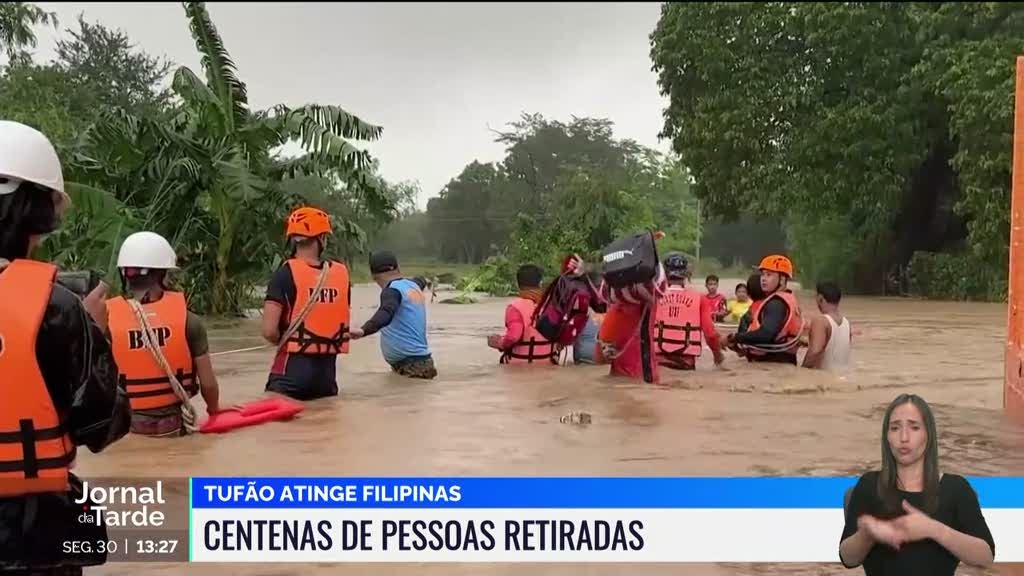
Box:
121 268 164 303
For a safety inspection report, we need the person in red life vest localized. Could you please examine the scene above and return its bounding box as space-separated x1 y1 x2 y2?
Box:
261 207 352 400
107 232 221 437
704 274 727 322
593 231 668 384
727 254 804 364
0 121 130 574
487 264 560 364
654 253 725 370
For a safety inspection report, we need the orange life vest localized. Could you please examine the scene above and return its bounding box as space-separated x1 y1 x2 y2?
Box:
746 290 803 355
108 292 197 412
285 259 351 355
0 260 74 497
501 298 558 365
654 284 703 357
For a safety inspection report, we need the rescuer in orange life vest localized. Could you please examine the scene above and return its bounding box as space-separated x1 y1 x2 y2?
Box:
654 252 725 370
727 255 804 365
0 121 131 573
107 231 221 437
261 207 352 400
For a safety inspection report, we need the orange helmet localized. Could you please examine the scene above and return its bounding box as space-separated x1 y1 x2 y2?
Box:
758 254 794 278
286 206 332 238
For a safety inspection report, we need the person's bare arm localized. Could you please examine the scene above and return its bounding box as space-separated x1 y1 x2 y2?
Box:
839 518 877 568
262 301 283 344
193 354 220 414
801 315 831 368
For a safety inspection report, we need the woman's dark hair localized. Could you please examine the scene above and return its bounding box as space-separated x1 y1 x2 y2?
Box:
0 182 59 260
877 394 941 515
745 272 766 301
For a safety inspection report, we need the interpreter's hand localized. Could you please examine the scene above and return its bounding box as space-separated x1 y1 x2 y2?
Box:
892 501 941 543
348 328 365 340
487 335 502 349
858 515 904 550
82 281 110 333
713 350 726 367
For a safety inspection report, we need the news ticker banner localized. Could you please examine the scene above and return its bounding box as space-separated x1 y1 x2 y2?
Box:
188 477 1024 563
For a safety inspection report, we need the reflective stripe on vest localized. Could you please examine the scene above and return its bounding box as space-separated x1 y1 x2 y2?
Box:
108 292 197 411
0 260 74 497
746 291 803 356
501 298 558 365
654 285 702 357
285 259 351 355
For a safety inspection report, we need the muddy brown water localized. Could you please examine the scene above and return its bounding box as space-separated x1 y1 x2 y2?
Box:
83 283 1024 575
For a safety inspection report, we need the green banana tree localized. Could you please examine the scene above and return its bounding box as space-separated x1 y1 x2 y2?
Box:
51 2 390 315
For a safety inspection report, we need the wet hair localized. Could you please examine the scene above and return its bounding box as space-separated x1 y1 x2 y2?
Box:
745 273 766 301
877 394 941 515
0 182 59 260
705 274 719 284
817 281 841 305
735 283 747 294
516 264 543 289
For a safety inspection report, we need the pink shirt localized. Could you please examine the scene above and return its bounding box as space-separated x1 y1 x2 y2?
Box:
499 304 526 350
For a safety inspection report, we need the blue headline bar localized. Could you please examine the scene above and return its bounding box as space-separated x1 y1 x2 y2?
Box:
188 477 1024 509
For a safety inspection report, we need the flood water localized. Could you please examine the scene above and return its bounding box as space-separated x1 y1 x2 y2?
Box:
85 282 1024 575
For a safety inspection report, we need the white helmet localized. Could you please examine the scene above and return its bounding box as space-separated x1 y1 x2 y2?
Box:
0 121 66 199
117 231 178 270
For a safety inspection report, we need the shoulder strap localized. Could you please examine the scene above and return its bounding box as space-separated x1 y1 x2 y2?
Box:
279 261 332 349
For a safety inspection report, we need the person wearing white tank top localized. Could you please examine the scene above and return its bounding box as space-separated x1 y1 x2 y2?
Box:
802 281 852 370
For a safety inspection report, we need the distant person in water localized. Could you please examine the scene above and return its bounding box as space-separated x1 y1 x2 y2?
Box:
705 274 727 322
488 264 559 364
802 281 852 371
724 282 752 324
735 272 766 336
349 251 436 378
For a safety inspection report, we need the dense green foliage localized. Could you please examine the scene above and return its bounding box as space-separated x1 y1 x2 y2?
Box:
1 3 397 315
408 113 701 293
650 2 1022 299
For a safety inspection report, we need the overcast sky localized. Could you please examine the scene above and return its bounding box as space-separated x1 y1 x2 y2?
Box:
32 2 670 208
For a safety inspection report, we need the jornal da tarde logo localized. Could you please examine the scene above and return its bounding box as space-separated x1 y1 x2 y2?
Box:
76 480 167 527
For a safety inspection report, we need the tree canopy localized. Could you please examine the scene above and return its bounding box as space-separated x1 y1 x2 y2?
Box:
650 2 1022 298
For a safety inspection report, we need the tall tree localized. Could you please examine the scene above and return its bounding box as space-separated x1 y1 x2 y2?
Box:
650 2 1021 294
0 2 56 63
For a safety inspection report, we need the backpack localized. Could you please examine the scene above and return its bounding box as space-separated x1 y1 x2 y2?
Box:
599 231 665 304
601 231 660 289
533 274 595 346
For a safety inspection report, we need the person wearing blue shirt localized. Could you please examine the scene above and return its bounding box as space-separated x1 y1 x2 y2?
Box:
348 251 437 379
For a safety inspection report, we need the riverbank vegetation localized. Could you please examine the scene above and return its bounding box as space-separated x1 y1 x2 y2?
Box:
3 2 1018 304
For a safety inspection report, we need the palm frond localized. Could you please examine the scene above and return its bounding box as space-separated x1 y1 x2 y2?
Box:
182 2 248 131
214 147 267 202
171 66 227 132
274 104 382 142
